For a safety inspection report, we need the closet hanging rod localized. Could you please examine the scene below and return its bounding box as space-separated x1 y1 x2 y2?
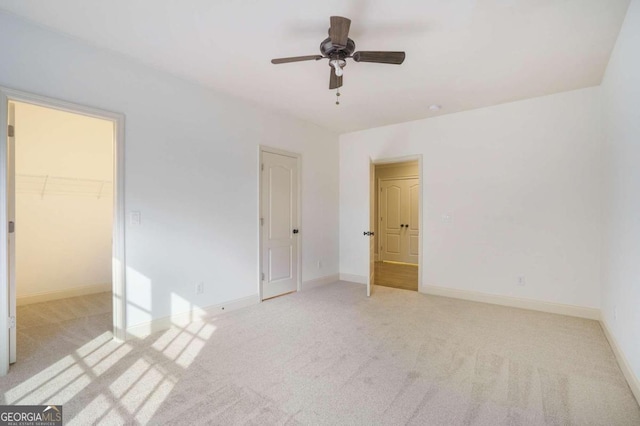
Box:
15 174 113 199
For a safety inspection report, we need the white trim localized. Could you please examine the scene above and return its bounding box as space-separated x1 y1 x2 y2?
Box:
258 146 302 301
422 285 601 320
600 319 640 405
0 92 9 375
301 274 339 291
17 284 111 306
126 294 260 339
0 87 126 375
339 273 367 284
112 109 126 342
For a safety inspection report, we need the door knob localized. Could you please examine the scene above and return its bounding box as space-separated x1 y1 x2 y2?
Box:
363 231 370 236
292 229 299 234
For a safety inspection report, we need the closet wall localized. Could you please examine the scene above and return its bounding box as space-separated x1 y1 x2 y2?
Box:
15 102 114 303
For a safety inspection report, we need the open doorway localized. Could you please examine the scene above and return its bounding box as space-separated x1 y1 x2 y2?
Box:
373 160 420 291
13 100 114 360
1 88 125 375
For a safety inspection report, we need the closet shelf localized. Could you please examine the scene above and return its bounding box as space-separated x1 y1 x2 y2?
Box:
16 174 112 199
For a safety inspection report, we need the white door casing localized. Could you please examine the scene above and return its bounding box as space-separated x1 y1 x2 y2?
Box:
261 150 299 300
379 177 419 264
7 102 15 364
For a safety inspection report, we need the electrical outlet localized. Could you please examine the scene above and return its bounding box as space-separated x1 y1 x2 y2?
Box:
317 260 322 269
517 275 525 286
196 282 204 295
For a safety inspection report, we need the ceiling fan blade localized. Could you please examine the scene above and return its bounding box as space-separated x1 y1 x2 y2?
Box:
353 51 406 64
329 68 343 90
271 55 324 64
329 16 351 47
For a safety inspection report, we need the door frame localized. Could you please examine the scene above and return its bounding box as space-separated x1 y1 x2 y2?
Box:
258 146 302 301
371 155 423 292
378 176 419 263
0 87 126 376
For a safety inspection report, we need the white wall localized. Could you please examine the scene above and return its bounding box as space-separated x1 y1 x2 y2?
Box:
601 0 640 393
0 12 339 329
15 102 113 300
340 87 603 309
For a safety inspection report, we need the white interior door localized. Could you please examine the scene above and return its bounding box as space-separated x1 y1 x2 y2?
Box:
261 151 299 300
7 102 16 364
368 160 375 297
379 177 419 264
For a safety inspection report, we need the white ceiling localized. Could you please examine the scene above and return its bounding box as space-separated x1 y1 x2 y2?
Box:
0 0 630 133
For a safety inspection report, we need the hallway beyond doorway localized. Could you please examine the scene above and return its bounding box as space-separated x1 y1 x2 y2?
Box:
374 261 418 291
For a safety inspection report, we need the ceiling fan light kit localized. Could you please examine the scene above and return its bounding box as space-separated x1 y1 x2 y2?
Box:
329 59 346 77
271 16 406 105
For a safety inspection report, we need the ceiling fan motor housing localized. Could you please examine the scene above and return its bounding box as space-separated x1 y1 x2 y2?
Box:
320 37 356 59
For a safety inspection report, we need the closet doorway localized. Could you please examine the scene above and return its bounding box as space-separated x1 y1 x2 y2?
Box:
373 160 421 292
0 88 125 375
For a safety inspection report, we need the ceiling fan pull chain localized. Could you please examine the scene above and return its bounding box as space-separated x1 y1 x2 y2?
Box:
336 88 341 105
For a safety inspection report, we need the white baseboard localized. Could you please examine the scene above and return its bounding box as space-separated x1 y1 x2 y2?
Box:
339 273 367 284
422 285 600 320
17 283 112 306
126 294 260 339
600 318 640 405
301 274 339 291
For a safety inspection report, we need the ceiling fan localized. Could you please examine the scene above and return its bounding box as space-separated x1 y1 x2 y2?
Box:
271 16 406 95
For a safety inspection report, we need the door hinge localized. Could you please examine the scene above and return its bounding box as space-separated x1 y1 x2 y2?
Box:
261 272 265 281
8 125 15 138
261 163 264 171
8 316 16 329
8 221 15 234
260 218 264 226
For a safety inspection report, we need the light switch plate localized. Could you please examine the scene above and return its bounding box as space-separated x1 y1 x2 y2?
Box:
130 211 141 226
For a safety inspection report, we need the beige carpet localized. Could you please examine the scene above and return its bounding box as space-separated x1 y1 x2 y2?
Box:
1 283 638 425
